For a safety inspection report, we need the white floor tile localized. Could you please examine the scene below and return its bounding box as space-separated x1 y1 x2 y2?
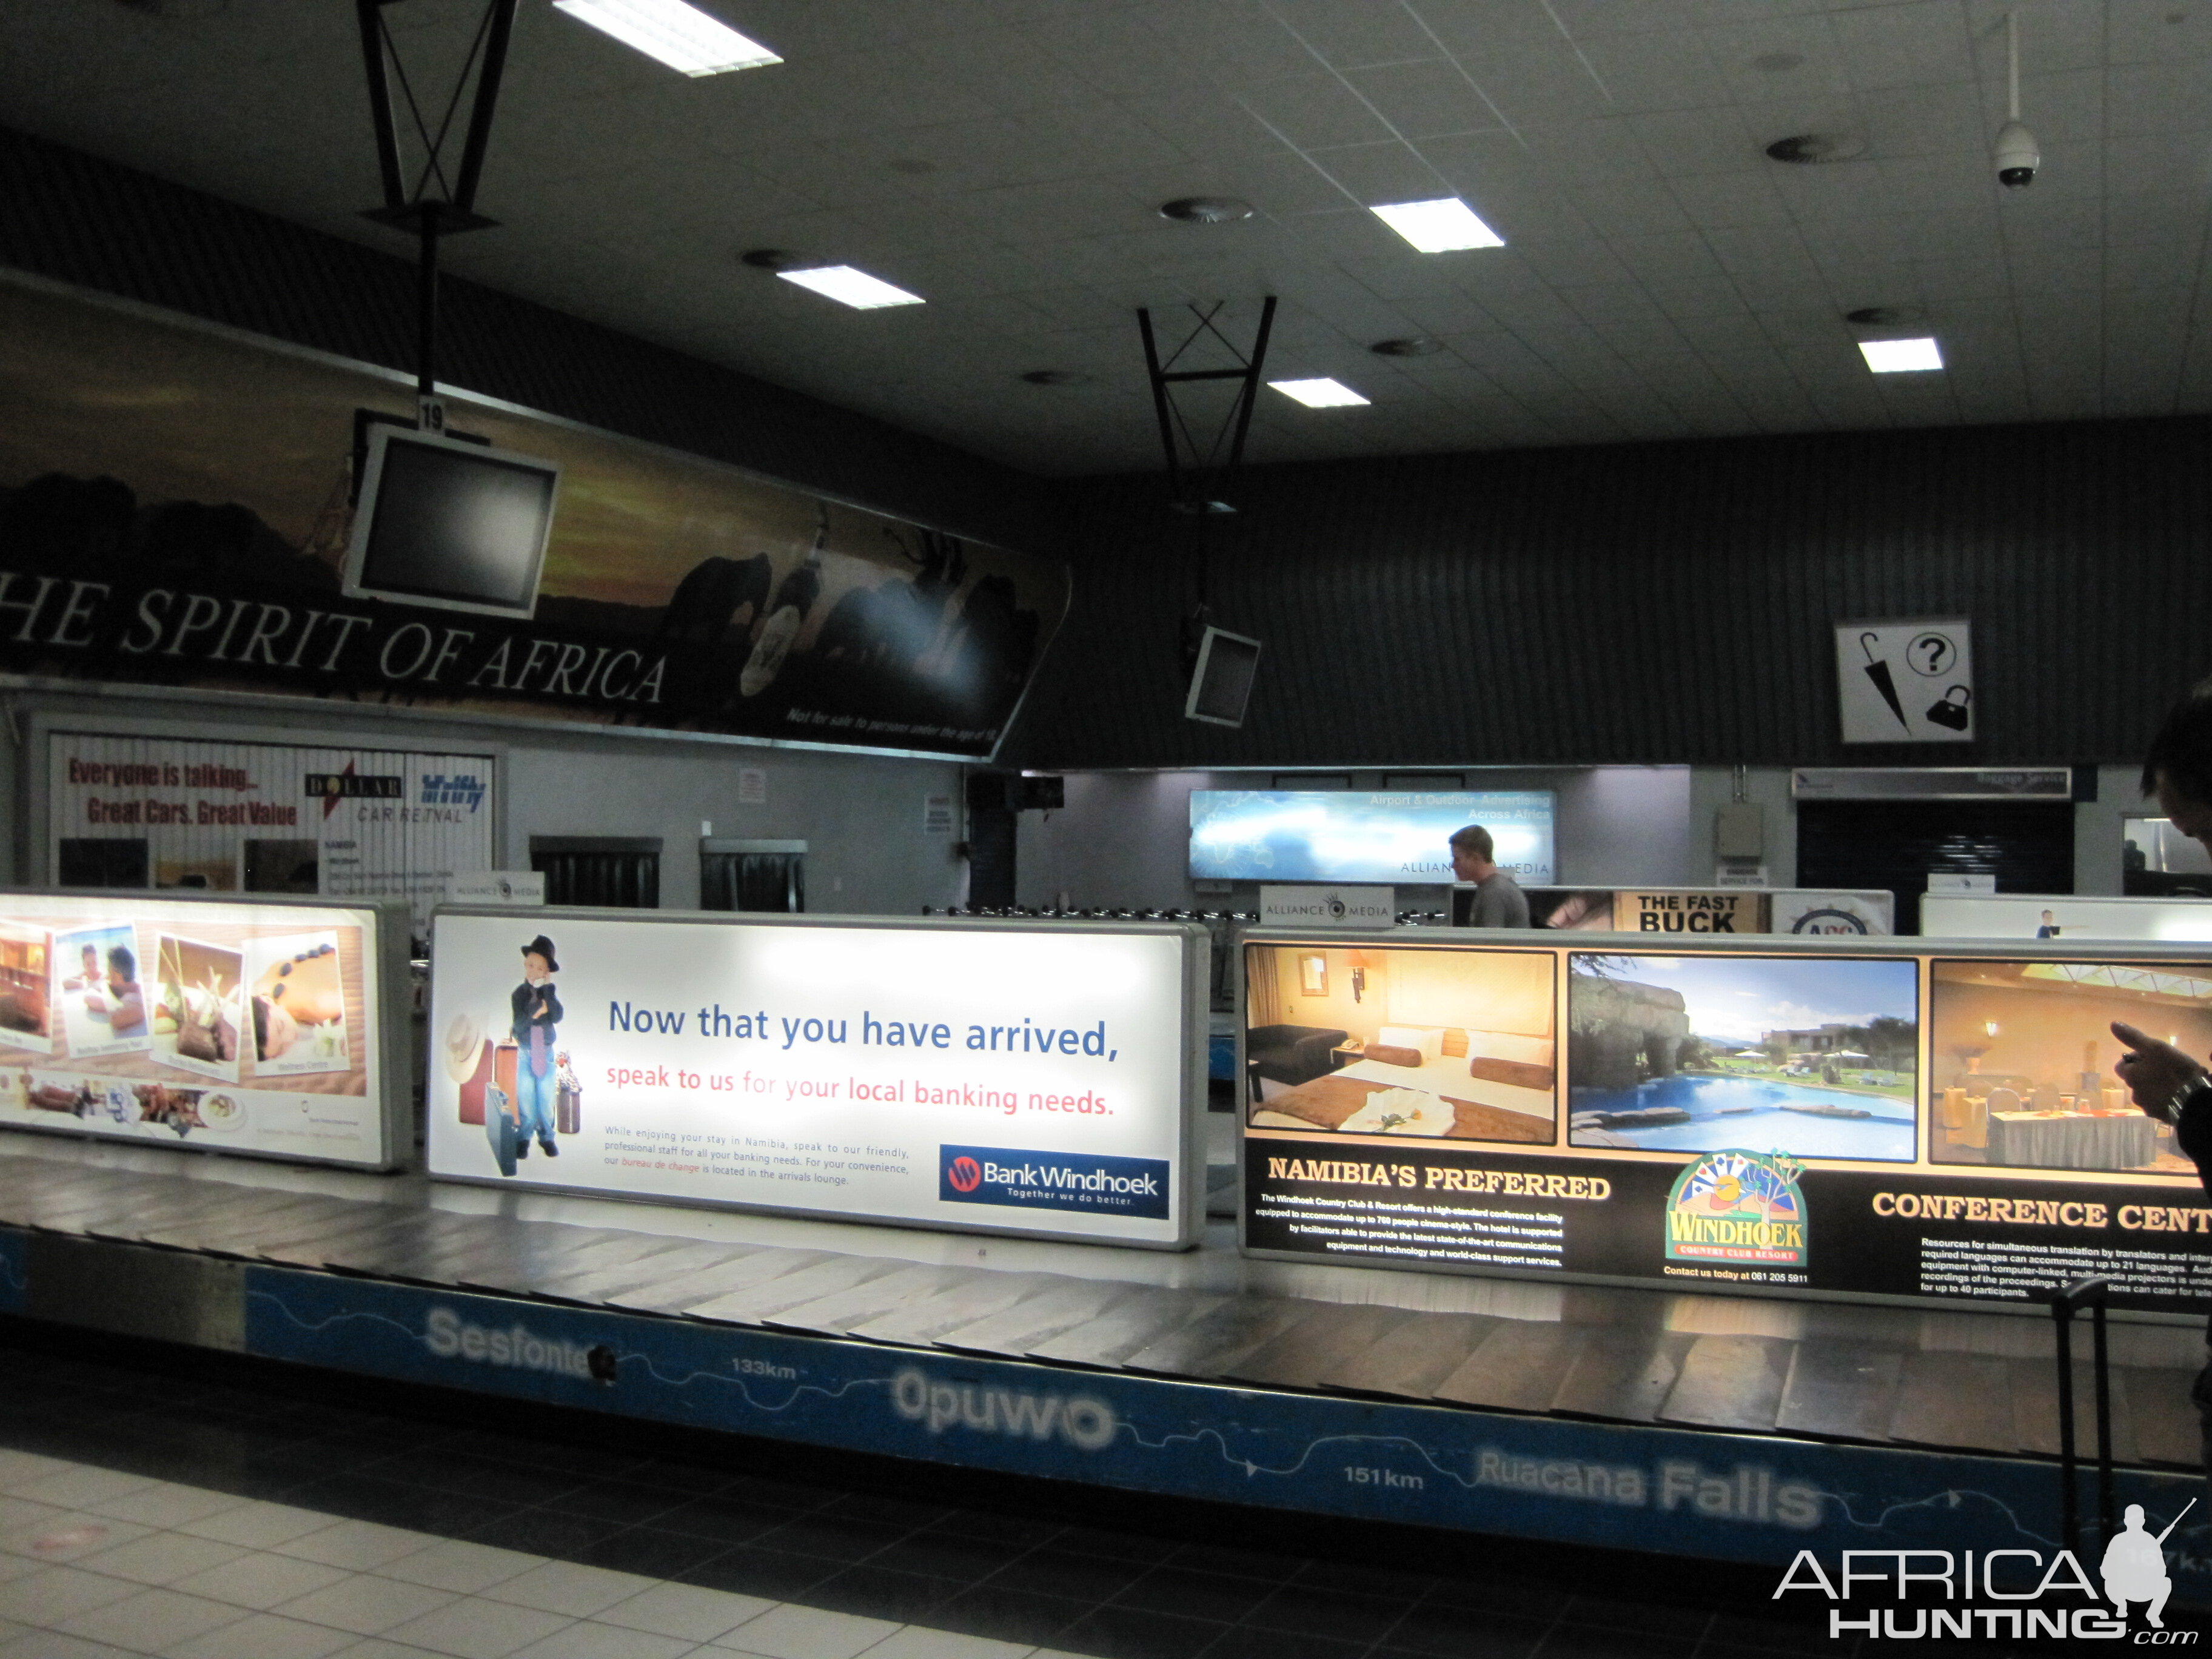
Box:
372 1596 573 1659
168 1550 355 1610
53 1584 250 1652
161 1610 363 1659
0 1630 144 1659
278 1521 443 1573
0 1555 39 1586
87 1481 250 1531
4 1466 160 1512
598 1581 773 1642
76 1530 248 1586
272 1574 460 1636
329 1641 481 1659
506 1619 700 1659
712 1604 902 1659
483 1560 661 1618
0 1450 75 1490
179 1502 344 1550
1 1510 152 1564
2 1560 147 1624
375 1540 547 1595
858 1630 1036 1659
0 1496 65 1532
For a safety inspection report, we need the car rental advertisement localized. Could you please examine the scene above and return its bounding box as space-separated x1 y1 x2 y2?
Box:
426 910 1205 1247
0 890 405 1168
1242 931 2212 1311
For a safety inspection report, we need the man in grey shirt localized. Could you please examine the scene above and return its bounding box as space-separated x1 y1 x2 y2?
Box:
1449 824 1530 928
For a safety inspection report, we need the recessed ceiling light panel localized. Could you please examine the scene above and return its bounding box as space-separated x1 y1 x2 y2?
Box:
775 266 924 309
1269 377 1369 408
1859 337 1944 374
1370 197 1504 252
552 0 781 76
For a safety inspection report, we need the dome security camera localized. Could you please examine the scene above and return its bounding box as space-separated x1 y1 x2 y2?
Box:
1994 118 2039 189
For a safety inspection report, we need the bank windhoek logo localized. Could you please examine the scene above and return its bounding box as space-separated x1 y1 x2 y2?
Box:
1665 1150 1808 1268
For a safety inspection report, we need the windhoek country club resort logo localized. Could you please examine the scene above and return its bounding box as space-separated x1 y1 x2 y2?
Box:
1665 1150 1808 1269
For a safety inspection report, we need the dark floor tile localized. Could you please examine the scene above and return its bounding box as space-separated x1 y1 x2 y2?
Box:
985 1546 1153 1603
1533 1624 1698 1659
360 1449 585 1507
1056 1604 1229 1659
1701 1612 1846 1655
1292 1558 1436 1600
283 1473 520 1537
1379 1605 1550 1659
685 1545 842 1601
926 1508 1064 1548
819 1490 955 1529
545 1479 691 1527
720 1472 840 1510
1423 1579 1574 1622
1159 1543 1299 1584
655 1493 803 1546
575 1525 731 1580
1244 1583 1406 1644
1116 1567 1274 1624
754 1510 919 1563
927 1585 1087 1646
1197 1626 1367 1659
865 1531 1033 1583
1557 1595 1710 1638
801 1564 964 1622
613 1458 736 1496
1051 1524 1179 1564
441 1429 646 1483
464 1506 634 1558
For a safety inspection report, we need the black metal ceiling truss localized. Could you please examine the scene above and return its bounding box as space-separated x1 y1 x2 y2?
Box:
1136 297 1277 515
356 0 518 404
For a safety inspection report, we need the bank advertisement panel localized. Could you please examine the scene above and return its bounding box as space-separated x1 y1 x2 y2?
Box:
1242 932 2212 1311
0 890 404 1167
47 729 495 939
426 910 1203 1246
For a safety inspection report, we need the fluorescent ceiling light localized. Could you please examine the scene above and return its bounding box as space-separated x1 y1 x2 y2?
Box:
1270 377 1369 409
1858 336 1944 373
1370 196 1504 252
776 266 925 309
552 0 780 76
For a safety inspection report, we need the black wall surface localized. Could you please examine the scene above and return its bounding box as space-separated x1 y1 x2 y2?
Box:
1009 418 2212 770
0 126 1061 556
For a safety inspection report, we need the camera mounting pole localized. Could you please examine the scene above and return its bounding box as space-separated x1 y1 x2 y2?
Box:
1136 297 1277 517
356 0 517 431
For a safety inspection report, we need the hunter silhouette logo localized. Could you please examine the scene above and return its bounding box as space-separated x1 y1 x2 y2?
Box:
947 1155 983 1193
2105 1500 2193 1629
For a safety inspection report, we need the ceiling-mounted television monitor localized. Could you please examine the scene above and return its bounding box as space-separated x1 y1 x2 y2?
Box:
1185 626 1261 726
1190 789 1554 883
343 426 561 620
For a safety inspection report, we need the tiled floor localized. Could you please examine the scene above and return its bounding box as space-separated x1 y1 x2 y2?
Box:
0 1324 2108 1658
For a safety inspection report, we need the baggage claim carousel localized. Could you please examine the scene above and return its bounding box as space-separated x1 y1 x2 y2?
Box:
1 1132 2205 1597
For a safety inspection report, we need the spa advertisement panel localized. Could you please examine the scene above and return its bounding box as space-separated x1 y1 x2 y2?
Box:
427 910 1205 1247
0 891 404 1168
1241 932 2212 1310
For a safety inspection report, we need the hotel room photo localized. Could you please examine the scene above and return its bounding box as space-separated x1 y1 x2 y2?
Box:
1929 959 2205 1175
1243 945 1557 1143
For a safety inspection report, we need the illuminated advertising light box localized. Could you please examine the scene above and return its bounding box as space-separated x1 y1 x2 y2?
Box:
1190 791 1553 885
0 891 408 1168
1239 931 2212 1310
426 909 1207 1248
1502 888 1895 936
1922 893 2212 942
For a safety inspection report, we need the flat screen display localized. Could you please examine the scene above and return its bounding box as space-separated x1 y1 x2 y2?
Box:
426 910 1204 1247
0 891 401 1167
1190 790 1553 884
343 428 560 619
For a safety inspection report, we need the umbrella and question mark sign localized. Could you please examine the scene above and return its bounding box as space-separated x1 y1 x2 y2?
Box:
1858 629 1968 734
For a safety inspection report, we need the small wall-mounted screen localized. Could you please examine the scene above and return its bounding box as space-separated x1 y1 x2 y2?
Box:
343 427 560 620
1185 626 1261 726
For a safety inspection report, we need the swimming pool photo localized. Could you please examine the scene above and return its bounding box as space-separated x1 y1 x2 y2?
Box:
1568 1074 1918 1161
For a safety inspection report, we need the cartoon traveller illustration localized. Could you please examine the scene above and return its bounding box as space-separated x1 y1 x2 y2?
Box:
510 934 563 1162
2102 1499 2191 1627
